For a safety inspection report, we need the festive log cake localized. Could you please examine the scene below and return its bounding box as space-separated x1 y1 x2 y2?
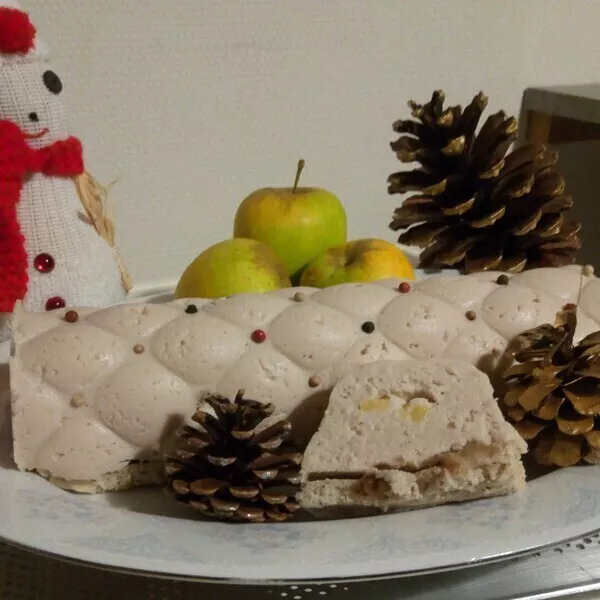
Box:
9 265 598 492
299 360 527 518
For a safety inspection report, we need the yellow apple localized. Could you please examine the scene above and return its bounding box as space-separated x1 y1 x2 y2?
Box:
174 238 291 299
233 160 346 281
300 239 415 287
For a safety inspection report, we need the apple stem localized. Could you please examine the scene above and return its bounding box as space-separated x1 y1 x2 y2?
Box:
292 159 305 194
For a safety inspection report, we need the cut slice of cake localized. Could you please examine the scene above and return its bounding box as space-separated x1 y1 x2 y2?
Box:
299 359 527 518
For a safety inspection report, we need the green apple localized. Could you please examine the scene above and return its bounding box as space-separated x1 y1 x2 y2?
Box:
300 238 416 288
174 238 291 299
233 160 347 281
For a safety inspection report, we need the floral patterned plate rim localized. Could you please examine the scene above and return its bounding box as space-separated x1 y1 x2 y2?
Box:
0 422 599 585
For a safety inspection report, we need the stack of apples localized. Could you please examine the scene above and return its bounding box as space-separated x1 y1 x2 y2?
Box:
175 161 415 299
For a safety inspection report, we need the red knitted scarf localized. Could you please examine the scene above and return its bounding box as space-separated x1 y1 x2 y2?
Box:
0 120 83 312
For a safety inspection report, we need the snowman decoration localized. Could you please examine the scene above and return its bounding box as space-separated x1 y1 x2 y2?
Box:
0 2 127 340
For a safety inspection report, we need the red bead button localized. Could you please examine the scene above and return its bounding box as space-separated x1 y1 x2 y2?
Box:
398 281 411 293
251 329 267 343
45 296 66 311
34 253 55 273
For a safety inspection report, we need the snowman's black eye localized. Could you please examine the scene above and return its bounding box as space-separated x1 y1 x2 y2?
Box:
43 70 62 95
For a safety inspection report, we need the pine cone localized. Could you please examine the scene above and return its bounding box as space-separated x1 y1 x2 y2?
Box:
388 90 581 274
502 306 600 467
165 391 303 523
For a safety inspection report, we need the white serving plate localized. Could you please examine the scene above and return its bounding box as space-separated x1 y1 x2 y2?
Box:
0 429 599 585
1 259 599 584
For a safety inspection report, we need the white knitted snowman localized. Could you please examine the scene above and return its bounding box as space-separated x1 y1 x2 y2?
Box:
0 1 127 341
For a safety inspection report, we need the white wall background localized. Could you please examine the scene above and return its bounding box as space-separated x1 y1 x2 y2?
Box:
25 0 600 291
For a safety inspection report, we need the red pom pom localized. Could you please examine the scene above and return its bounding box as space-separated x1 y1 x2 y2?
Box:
0 8 36 55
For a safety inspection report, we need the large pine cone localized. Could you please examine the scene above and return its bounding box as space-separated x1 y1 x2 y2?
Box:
502 306 600 467
388 90 581 273
165 391 303 523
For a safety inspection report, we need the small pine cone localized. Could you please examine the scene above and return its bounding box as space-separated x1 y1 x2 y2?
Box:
388 90 581 274
502 306 600 467
164 391 303 523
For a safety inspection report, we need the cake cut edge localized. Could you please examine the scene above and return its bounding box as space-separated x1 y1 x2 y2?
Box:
299 443 526 518
35 460 164 494
298 359 527 518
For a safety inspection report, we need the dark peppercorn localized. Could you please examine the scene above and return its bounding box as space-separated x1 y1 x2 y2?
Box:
361 321 375 334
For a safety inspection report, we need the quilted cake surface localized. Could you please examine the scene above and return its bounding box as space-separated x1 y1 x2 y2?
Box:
9 266 596 489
